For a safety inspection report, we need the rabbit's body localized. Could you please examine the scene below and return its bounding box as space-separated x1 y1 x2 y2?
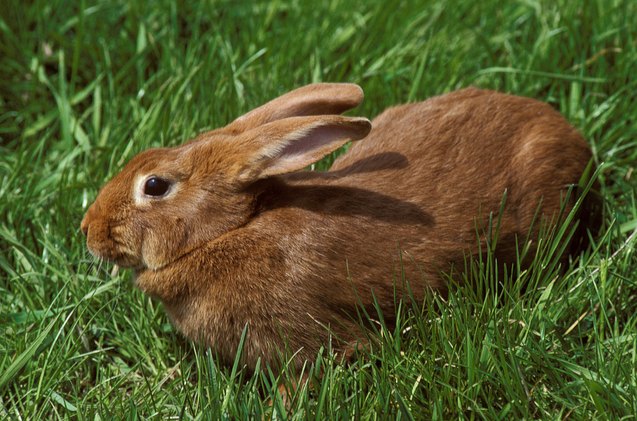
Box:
333 88 593 265
82 84 595 371
136 169 441 368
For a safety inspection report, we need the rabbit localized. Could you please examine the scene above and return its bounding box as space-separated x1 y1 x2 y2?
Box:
81 83 597 371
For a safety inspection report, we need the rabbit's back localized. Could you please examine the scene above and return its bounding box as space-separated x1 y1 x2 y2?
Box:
330 88 592 263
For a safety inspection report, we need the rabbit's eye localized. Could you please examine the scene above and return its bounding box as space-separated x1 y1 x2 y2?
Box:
144 176 171 197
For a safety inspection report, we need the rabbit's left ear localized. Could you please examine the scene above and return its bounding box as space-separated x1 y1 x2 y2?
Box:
226 83 365 132
231 115 371 183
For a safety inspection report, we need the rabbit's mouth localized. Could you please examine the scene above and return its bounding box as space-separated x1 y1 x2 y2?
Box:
83 225 143 268
111 253 141 268
86 243 140 268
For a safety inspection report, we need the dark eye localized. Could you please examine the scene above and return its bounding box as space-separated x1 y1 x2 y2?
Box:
144 176 171 197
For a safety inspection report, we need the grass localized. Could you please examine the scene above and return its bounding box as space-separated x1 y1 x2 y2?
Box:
1 0 636 418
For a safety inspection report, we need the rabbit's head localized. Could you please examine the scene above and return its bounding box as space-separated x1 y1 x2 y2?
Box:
81 84 371 271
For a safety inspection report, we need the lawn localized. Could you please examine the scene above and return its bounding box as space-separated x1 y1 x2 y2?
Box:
1 0 636 418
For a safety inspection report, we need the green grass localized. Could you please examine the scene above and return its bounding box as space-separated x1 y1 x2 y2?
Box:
1 0 637 418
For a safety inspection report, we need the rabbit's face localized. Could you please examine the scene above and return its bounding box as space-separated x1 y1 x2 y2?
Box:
81 138 255 270
81 83 372 272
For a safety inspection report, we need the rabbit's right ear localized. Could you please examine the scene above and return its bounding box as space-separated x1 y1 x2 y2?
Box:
226 83 364 132
229 114 371 183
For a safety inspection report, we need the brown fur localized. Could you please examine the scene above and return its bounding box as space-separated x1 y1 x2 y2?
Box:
81 83 596 370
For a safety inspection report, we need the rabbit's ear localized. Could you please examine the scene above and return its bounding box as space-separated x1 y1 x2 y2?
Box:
227 84 365 132
232 115 371 182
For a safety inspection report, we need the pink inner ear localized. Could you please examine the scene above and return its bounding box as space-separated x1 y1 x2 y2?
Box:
263 125 357 176
278 125 353 157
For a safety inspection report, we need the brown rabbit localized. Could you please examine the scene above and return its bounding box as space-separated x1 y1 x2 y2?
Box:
81 83 595 371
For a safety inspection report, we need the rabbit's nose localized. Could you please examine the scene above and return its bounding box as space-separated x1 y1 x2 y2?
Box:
80 213 90 236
